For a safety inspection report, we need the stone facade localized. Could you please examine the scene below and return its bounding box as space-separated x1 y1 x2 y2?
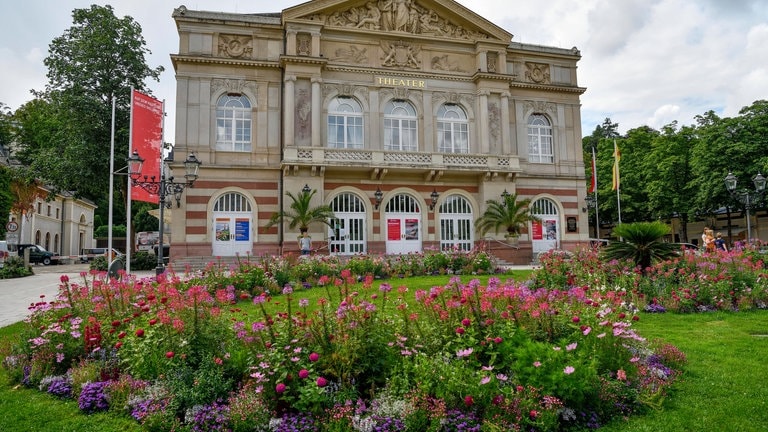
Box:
170 0 589 263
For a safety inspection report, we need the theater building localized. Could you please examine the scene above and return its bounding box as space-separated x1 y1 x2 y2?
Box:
169 0 588 264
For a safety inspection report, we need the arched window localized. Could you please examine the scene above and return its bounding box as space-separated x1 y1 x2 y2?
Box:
437 104 469 153
216 94 252 152
35 230 41 245
527 114 553 163
45 232 51 251
54 234 59 254
384 100 417 151
328 97 363 149
213 192 253 212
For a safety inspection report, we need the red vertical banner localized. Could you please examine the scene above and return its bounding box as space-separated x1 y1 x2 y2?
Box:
130 90 163 203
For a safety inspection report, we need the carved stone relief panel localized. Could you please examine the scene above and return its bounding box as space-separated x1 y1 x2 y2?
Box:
295 80 312 146
431 91 475 108
430 54 465 72
523 100 556 117
211 79 258 98
381 40 421 69
305 1 489 41
218 34 253 59
380 86 418 102
322 83 368 104
487 52 498 73
331 44 369 64
488 102 500 145
525 62 551 84
296 33 312 56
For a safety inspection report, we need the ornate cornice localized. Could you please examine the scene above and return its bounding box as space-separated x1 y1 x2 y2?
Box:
170 54 281 69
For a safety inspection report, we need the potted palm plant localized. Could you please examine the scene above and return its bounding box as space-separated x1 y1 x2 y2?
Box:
264 186 335 242
475 192 539 246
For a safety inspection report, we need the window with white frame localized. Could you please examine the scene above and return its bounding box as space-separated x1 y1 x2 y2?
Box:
384 100 418 151
437 104 469 153
216 94 252 152
327 97 363 149
527 114 554 163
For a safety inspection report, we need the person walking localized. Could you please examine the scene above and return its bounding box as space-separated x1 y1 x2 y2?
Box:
704 229 716 253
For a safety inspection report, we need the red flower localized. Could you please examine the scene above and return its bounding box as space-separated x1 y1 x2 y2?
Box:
118 331 126 339
618 312 626 319
316 377 328 387
493 337 503 344
135 329 145 337
275 383 286 393
572 316 580 323
115 342 123 349
456 327 465 334
309 352 320 362
461 318 471 327
166 351 175 359
149 319 158 326
111 320 121 327
530 410 539 418
632 315 640 321
298 369 309 379
464 395 474 406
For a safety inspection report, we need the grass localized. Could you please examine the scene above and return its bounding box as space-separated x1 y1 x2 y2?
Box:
1 271 767 431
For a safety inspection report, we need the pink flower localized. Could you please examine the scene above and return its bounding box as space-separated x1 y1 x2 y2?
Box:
493 337 503 344
275 383 286 393
530 410 539 418
566 342 577 351
582 326 592 336
456 348 474 358
563 366 575 375
480 376 491 385
309 352 320 362
533 361 542 368
461 318 471 327
166 351 175 358
455 327 465 334
617 369 627 381
464 395 474 406
571 316 580 323
316 377 328 387
298 369 309 379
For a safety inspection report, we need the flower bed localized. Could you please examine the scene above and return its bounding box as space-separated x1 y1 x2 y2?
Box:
0 248 712 431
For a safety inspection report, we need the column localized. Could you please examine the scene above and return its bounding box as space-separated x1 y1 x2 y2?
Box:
284 75 296 147
500 92 510 155
311 77 322 147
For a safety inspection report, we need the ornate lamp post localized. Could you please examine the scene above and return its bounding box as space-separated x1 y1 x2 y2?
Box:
584 194 599 238
724 171 766 244
127 150 201 275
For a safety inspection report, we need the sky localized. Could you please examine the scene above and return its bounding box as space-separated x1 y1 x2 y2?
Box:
1 0 767 142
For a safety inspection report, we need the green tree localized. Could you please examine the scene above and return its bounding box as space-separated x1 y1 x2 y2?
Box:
601 221 678 273
265 188 335 234
475 192 540 238
13 5 163 219
644 122 698 243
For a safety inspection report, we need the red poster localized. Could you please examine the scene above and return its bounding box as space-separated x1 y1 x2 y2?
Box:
531 221 543 240
387 219 401 241
130 90 163 204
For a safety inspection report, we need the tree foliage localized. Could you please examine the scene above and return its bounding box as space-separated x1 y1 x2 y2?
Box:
13 5 163 212
583 100 768 242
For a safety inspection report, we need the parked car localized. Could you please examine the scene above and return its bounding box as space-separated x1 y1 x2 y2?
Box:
80 247 124 263
0 240 10 268
15 244 58 265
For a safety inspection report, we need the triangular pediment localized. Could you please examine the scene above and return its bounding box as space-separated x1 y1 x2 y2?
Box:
283 0 512 44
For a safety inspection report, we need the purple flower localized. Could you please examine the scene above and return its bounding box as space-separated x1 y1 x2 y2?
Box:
78 381 110 412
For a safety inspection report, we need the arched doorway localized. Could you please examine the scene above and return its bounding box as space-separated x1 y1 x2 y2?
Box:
384 193 422 254
329 193 366 255
439 194 473 251
531 197 560 255
212 192 253 256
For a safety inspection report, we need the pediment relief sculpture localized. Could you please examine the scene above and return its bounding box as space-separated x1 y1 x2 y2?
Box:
323 83 366 100
381 40 421 69
211 79 258 98
218 34 253 59
524 100 556 116
525 62 551 84
431 54 464 72
431 91 474 107
306 0 489 41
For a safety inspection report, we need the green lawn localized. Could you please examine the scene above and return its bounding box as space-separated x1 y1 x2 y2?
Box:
1 272 767 431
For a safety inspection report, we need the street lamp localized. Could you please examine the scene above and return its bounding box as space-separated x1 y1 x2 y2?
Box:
724 171 766 244
429 189 440 211
127 150 201 275
584 194 599 238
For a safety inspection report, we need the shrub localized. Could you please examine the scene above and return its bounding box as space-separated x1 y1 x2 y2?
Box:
0 256 32 279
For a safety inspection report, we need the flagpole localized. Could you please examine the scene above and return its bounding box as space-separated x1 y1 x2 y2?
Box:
126 87 134 274
107 95 116 277
614 139 622 224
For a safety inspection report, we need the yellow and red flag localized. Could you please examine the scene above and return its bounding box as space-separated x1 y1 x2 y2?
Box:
611 140 621 191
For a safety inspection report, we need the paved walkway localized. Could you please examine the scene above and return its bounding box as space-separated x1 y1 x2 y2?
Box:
0 263 154 328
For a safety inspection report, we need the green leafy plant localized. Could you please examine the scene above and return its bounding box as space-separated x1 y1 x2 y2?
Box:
475 192 540 238
264 187 335 234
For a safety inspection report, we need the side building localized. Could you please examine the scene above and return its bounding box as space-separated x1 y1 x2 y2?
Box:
169 0 589 264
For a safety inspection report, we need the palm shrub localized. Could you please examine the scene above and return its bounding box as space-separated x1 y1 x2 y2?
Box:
475 192 540 239
264 187 335 235
601 221 678 273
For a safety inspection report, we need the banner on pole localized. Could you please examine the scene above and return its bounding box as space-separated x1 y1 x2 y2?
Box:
588 147 597 193
611 140 621 191
130 90 163 204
